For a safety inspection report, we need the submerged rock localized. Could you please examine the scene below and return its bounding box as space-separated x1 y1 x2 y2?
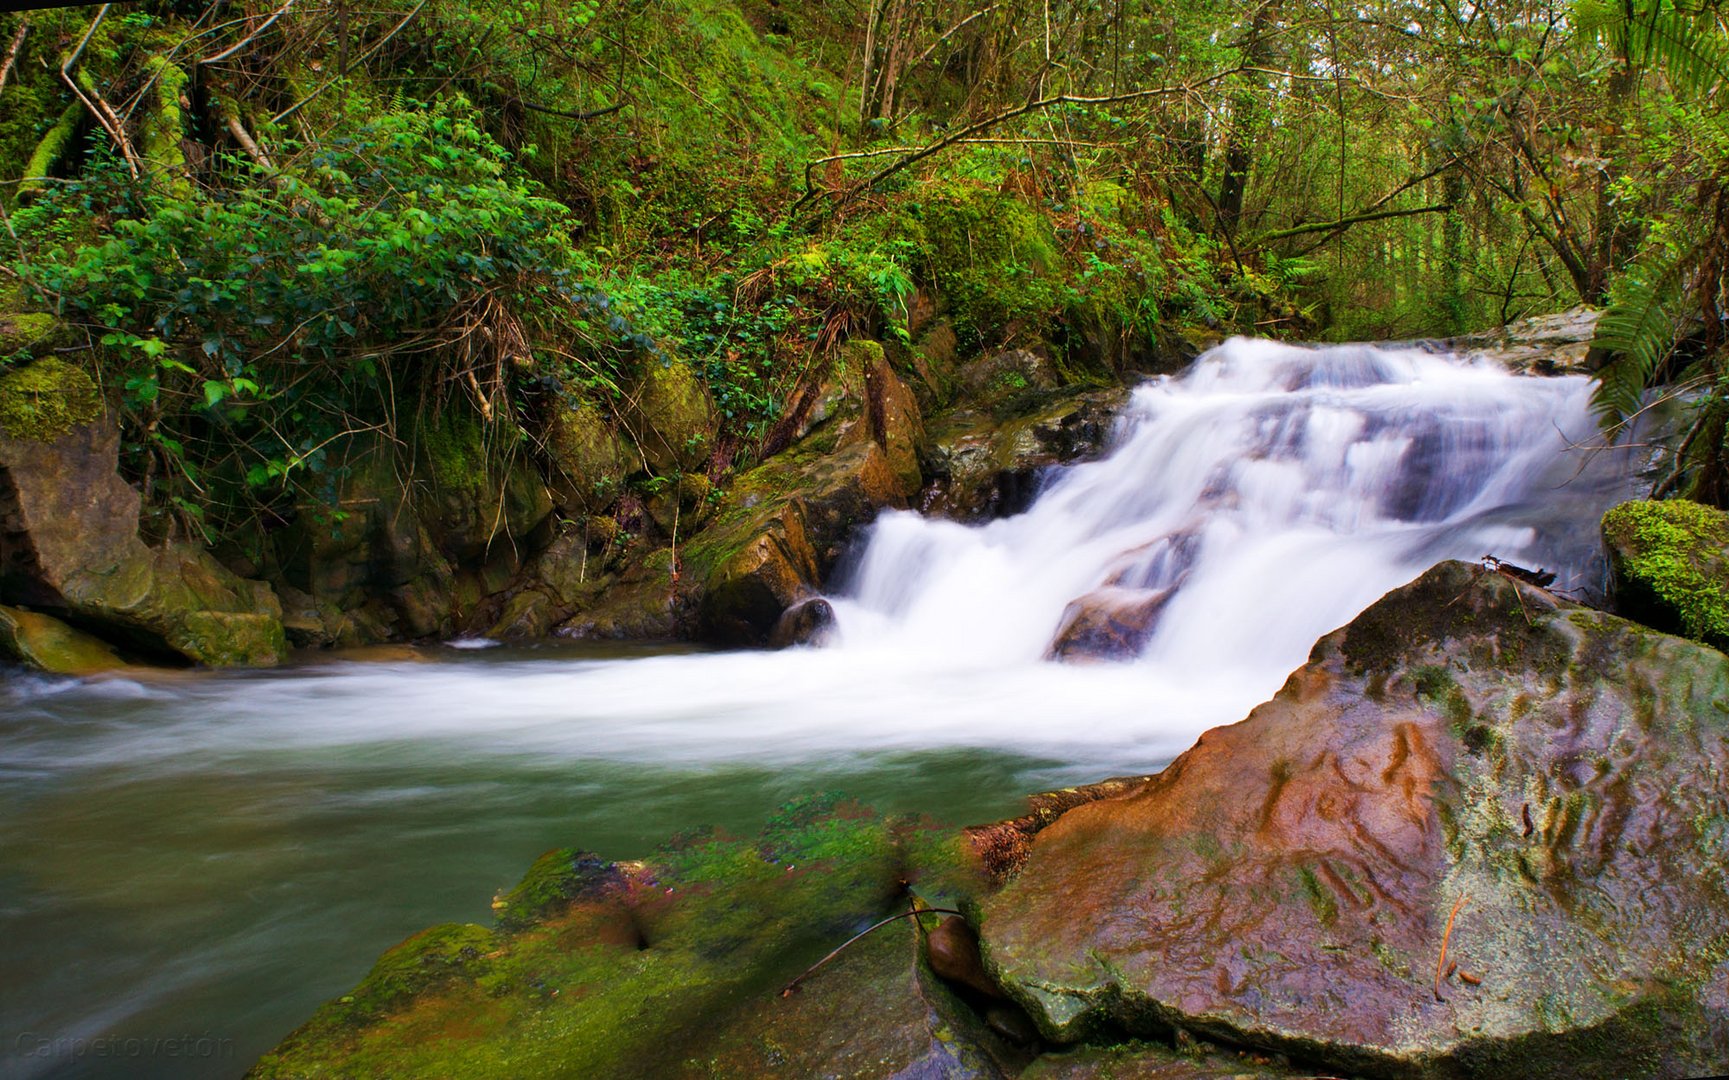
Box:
768 595 835 648
981 561 1729 1077
250 796 1022 1079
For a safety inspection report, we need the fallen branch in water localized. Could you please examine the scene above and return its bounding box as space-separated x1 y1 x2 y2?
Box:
780 907 963 997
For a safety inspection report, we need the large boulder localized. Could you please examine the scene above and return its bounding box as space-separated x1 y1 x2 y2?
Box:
980 561 1729 1077
1602 498 1729 651
416 415 555 563
0 363 285 666
1435 306 1601 374
544 401 627 514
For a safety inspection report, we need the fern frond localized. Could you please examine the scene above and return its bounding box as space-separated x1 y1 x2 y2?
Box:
1577 0 1729 99
1591 240 1696 435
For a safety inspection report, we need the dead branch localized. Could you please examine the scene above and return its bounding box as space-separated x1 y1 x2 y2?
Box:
200 0 294 66
1434 891 1469 1001
780 907 963 996
792 72 1240 215
1252 203 1452 246
0 19 28 92
508 97 624 122
61 6 140 180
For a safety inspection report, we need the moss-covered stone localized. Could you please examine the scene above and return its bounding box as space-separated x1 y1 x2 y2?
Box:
0 604 128 675
545 402 626 513
1602 499 1729 650
629 359 717 473
0 357 100 441
251 798 926 1079
416 414 554 562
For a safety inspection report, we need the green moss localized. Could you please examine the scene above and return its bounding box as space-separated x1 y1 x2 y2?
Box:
338 922 497 1022
0 312 65 359
493 848 615 931
1297 865 1339 927
1603 500 1729 649
255 796 906 1079
0 357 101 440
17 101 80 199
899 182 1065 345
140 56 190 196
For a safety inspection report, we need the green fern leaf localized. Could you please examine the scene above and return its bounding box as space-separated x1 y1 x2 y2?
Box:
1591 240 1695 434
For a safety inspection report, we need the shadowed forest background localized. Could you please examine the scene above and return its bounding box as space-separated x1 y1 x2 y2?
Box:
1 0 1725 564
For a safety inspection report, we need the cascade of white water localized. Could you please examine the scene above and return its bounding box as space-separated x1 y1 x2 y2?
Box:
830 337 1632 682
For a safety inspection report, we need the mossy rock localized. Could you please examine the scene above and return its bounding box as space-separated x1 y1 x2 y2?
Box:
628 359 716 473
416 414 554 561
0 357 100 441
251 797 917 1079
491 849 623 932
1602 499 1729 650
0 605 128 675
545 402 626 513
485 588 558 640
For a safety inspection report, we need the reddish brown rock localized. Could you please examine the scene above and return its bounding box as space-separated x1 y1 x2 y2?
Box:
982 561 1729 1078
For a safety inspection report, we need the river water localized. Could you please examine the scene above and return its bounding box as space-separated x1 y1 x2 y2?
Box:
0 339 1652 1077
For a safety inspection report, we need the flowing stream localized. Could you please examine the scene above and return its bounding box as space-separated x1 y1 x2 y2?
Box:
0 339 1651 1078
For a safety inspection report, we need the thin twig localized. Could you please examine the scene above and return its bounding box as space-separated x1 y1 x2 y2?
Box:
1434 891 1469 1001
780 907 963 997
271 0 428 124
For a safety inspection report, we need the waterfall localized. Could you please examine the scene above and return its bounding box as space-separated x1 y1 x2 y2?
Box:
830 337 1635 683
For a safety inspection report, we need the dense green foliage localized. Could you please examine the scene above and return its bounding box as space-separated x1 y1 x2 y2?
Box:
0 0 1725 533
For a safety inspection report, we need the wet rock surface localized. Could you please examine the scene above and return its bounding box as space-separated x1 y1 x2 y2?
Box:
1046 587 1173 662
981 561 1729 1077
922 387 1128 521
685 344 925 645
0 604 128 675
1426 306 1601 374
